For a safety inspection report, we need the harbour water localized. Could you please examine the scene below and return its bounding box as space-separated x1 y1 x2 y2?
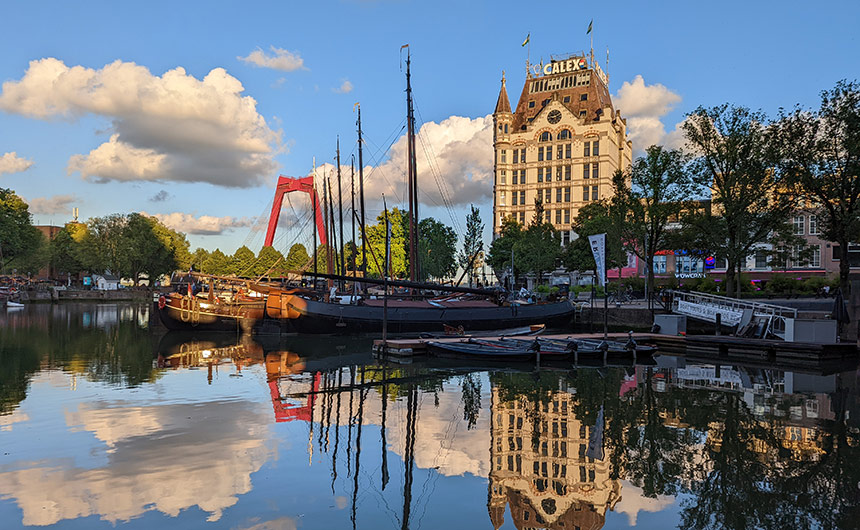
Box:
1 302 858 529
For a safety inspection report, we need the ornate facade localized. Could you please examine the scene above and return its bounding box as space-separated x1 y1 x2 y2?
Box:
492 54 632 245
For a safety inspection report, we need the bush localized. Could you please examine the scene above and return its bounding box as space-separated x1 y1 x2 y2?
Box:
765 275 801 294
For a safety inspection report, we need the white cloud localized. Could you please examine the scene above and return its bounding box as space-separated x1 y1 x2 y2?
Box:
613 75 683 152
311 114 493 209
333 79 353 94
26 194 78 215
145 211 255 235
0 151 34 175
0 58 281 187
238 46 306 72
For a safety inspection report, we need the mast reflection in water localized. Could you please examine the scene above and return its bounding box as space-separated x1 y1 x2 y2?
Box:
1 302 859 529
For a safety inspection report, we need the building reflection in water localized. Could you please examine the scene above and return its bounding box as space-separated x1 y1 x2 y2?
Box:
488 383 620 529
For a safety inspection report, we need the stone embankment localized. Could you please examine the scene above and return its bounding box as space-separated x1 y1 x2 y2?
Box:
18 288 153 303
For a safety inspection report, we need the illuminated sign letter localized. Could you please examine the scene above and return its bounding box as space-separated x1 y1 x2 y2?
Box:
543 63 553 76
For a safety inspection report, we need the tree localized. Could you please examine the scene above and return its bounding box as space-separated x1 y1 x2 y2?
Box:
418 217 457 281
613 148 697 300
774 80 860 292
231 245 256 276
50 227 85 276
486 216 525 288
359 208 407 278
562 201 626 273
513 199 560 284
78 214 127 274
457 205 484 287
203 249 230 275
254 246 284 277
0 188 41 272
121 213 176 283
682 104 794 297
284 243 311 271
190 248 210 272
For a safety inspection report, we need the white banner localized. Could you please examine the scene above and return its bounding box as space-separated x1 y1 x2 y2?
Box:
588 233 606 287
676 300 744 325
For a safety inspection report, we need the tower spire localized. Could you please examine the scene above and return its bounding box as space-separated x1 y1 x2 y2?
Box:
494 72 511 115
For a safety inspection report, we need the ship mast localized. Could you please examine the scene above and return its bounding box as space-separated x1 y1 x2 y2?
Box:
356 105 367 286
336 138 345 290
405 47 420 282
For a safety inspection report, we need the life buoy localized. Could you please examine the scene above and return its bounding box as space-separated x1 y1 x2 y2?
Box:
158 295 166 309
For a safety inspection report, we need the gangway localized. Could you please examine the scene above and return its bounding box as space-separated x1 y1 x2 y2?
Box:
668 290 798 339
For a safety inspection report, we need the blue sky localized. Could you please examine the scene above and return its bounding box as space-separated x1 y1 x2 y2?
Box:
1 0 858 255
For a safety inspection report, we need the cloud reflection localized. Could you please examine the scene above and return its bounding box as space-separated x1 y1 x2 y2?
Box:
0 400 272 526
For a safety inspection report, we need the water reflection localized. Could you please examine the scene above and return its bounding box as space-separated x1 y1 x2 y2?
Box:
1 303 859 529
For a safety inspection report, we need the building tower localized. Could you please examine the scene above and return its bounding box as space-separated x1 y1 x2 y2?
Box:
492 53 632 245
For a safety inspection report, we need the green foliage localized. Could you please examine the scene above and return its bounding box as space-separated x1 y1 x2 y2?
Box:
50 227 85 275
418 217 457 281
682 104 794 297
190 248 210 272
774 79 860 292
203 249 230 275
562 201 625 272
254 246 284 277
457 205 484 286
231 245 256 276
0 188 42 272
359 208 408 278
486 216 524 280
284 243 311 271
515 219 561 282
613 147 697 295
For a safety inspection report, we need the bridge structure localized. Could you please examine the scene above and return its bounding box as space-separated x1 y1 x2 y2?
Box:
668 290 798 339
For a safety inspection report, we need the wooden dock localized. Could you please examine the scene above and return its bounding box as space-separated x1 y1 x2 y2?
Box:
373 332 858 364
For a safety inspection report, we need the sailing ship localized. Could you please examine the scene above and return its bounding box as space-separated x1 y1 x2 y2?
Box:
257 47 576 334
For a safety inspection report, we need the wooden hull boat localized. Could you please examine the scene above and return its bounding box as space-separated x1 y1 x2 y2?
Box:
155 292 266 332
264 291 576 334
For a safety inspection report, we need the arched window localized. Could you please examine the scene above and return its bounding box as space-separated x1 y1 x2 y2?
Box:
539 131 552 142
558 129 571 140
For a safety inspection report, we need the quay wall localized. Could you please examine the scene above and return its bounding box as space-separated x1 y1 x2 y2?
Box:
18 289 152 303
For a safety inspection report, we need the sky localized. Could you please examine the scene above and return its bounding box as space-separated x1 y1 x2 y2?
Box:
1 0 858 256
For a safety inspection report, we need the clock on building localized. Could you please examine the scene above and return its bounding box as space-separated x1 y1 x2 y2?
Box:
547 110 561 124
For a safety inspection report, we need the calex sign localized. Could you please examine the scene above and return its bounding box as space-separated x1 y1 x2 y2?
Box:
533 57 588 76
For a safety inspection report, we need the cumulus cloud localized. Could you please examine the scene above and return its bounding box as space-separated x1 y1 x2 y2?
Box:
0 151 34 175
26 194 78 215
613 75 684 152
149 189 171 202
0 58 281 187
310 114 493 209
333 79 353 94
145 211 255 235
238 46 306 72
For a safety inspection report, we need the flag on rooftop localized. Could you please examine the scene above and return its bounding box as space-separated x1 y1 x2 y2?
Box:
587 20 593 34
521 33 530 47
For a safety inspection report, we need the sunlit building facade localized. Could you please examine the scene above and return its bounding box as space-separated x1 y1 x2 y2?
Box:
492 54 632 245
